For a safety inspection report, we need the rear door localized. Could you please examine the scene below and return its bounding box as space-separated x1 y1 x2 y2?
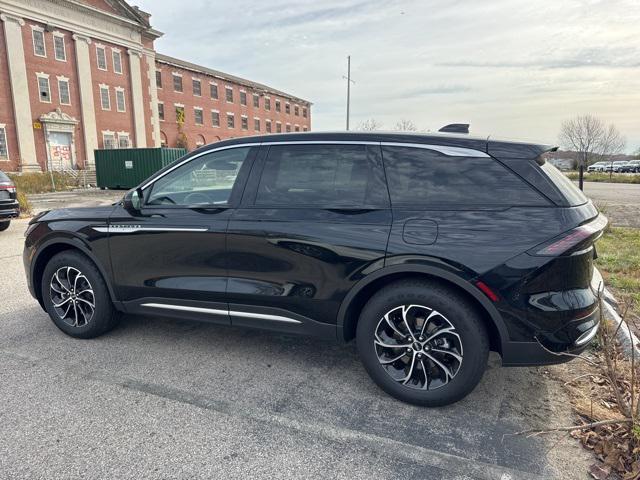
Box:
108 145 257 323
226 142 391 334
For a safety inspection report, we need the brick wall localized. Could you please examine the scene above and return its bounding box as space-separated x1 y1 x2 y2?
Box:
0 20 20 172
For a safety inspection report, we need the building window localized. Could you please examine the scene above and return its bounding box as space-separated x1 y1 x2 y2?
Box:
210 83 218 99
99 85 110 110
294 105 299 116
32 28 46 57
53 34 66 61
194 108 204 125
241 116 248 130
295 125 300 132
58 77 70 105
158 102 164 121
192 78 201 96
276 122 282 133
156 70 162 88
225 86 233 103
112 50 123 74
115 88 126 112
253 94 260 108
285 103 291 114
103 132 116 149
37 74 51 103
275 99 281 112
303 126 308 132
173 74 183 92
96 46 107 70
303 107 308 118
265 97 271 111
227 113 234 128
254 117 260 131
212 110 220 127
118 133 131 149
0 126 8 159
240 91 247 106
266 120 272 133
286 123 291 132
175 105 185 122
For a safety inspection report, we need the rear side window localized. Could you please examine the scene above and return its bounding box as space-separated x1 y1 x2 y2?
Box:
255 144 388 207
382 146 546 207
539 161 588 206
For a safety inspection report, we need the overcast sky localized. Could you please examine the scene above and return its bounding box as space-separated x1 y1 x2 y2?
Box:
136 0 640 152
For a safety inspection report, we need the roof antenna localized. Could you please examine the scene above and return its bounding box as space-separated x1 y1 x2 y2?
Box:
438 123 469 134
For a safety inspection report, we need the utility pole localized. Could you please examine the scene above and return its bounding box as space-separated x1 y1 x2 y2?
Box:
343 56 355 130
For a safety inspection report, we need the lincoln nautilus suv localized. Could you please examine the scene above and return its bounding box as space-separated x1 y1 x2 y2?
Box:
24 132 606 406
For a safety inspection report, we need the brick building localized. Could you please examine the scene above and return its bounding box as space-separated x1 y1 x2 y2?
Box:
0 0 311 173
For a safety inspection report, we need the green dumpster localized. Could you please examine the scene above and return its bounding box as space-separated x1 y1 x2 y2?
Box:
95 148 187 189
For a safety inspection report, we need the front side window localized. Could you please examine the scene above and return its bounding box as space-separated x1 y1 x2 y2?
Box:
382 146 545 207
53 35 66 61
32 29 46 57
255 144 386 207
146 147 251 206
0 127 8 159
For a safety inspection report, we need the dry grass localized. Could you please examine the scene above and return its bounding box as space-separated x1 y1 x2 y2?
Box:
17 191 32 217
564 172 640 184
7 172 79 194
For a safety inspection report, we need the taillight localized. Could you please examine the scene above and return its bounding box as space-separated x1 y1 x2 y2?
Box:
0 183 16 193
531 215 608 256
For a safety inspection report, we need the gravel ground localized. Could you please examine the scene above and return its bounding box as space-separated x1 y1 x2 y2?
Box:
0 218 593 479
582 182 640 227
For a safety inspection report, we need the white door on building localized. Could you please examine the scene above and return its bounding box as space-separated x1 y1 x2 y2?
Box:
48 131 73 170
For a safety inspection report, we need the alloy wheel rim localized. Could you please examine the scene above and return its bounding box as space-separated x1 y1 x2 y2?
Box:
49 266 95 327
374 304 463 390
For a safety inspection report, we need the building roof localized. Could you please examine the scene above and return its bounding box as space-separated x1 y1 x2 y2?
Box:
155 53 312 106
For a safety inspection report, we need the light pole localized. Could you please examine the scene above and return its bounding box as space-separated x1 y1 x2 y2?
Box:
343 56 355 130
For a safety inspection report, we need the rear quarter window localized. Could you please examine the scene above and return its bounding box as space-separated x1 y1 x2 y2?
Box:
539 162 588 206
381 146 547 207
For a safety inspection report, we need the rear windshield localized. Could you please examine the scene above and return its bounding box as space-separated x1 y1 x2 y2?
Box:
0 171 10 183
539 161 588 206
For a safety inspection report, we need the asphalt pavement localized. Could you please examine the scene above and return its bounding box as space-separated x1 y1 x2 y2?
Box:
0 218 593 479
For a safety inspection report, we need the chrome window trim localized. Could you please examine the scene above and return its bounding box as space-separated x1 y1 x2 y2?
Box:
140 140 489 191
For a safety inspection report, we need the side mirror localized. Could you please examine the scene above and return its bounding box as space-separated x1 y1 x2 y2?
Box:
123 188 143 213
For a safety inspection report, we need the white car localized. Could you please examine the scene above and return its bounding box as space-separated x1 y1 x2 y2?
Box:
587 162 607 172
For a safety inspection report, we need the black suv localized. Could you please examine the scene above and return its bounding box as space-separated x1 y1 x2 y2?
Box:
24 132 606 406
0 170 19 231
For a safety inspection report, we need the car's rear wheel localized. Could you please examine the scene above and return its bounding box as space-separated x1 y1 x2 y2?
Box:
356 279 489 406
41 251 121 338
0 221 10 231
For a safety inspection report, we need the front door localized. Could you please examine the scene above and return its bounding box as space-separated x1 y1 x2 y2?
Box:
226 143 392 335
48 131 73 170
108 145 257 324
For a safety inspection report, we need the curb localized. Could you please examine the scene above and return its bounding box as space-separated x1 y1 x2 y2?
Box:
603 288 640 358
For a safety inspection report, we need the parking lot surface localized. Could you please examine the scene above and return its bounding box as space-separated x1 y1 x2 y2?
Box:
582 181 640 227
0 218 593 479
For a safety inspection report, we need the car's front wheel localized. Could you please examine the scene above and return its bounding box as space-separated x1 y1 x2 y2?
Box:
356 279 489 406
41 251 121 338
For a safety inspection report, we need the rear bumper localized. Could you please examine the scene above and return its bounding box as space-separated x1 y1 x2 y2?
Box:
0 201 19 219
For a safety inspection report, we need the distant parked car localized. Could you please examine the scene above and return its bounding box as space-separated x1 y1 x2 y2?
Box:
604 161 628 172
0 170 19 231
587 162 607 172
620 160 640 173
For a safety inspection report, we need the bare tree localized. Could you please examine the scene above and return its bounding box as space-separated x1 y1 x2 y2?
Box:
357 118 383 131
394 119 418 132
558 115 625 190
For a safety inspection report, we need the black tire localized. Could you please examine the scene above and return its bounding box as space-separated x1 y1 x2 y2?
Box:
356 279 489 407
41 251 121 339
0 221 10 231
